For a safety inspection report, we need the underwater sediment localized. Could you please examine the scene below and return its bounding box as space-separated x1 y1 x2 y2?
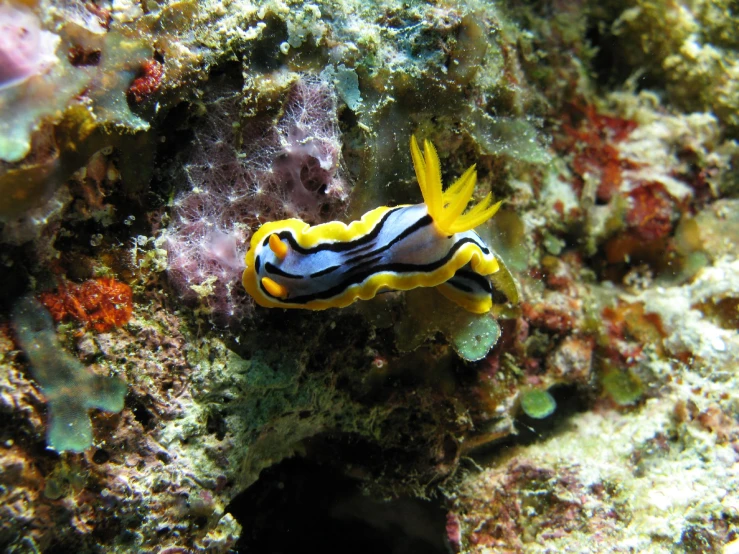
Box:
0 0 738 552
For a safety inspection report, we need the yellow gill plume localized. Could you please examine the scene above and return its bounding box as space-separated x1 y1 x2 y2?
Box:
410 135 501 235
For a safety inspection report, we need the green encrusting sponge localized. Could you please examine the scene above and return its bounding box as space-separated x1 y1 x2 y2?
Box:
12 296 127 453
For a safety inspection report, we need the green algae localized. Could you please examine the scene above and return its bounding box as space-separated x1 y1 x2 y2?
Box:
88 31 152 131
602 368 643 406
322 64 363 111
0 6 153 164
484 210 530 273
448 14 488 87
520 389 557 419
395 289 501 362
0 59 93 164
489 255 521 306
0 158 63 221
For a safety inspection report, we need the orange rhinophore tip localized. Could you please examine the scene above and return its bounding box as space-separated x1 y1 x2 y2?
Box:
261 277 288 299
269 234 288 260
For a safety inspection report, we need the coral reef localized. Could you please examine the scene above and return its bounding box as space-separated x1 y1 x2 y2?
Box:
0 0 737 552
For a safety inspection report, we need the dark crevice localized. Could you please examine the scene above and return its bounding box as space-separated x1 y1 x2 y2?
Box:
247 15 289 73
226 456 449 554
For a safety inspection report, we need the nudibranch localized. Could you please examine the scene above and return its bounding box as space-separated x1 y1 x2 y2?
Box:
243 136 504 313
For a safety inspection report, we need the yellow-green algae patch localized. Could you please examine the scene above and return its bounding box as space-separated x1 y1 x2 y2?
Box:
520 388 557 419
602 368 643 406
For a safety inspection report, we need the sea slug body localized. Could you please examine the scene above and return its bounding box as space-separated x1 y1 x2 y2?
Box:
243 136 503 313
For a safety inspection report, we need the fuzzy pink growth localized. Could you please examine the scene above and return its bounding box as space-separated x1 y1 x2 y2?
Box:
165 76 348 321
0 4 59 90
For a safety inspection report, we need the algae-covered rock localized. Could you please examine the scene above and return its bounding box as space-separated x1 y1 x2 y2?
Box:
603 0 739 135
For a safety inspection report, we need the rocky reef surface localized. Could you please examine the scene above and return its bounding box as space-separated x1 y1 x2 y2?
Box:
0 0 738 552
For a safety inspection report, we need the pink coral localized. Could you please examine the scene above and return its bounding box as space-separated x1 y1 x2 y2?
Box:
165 76 348 320
0 3 59 90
